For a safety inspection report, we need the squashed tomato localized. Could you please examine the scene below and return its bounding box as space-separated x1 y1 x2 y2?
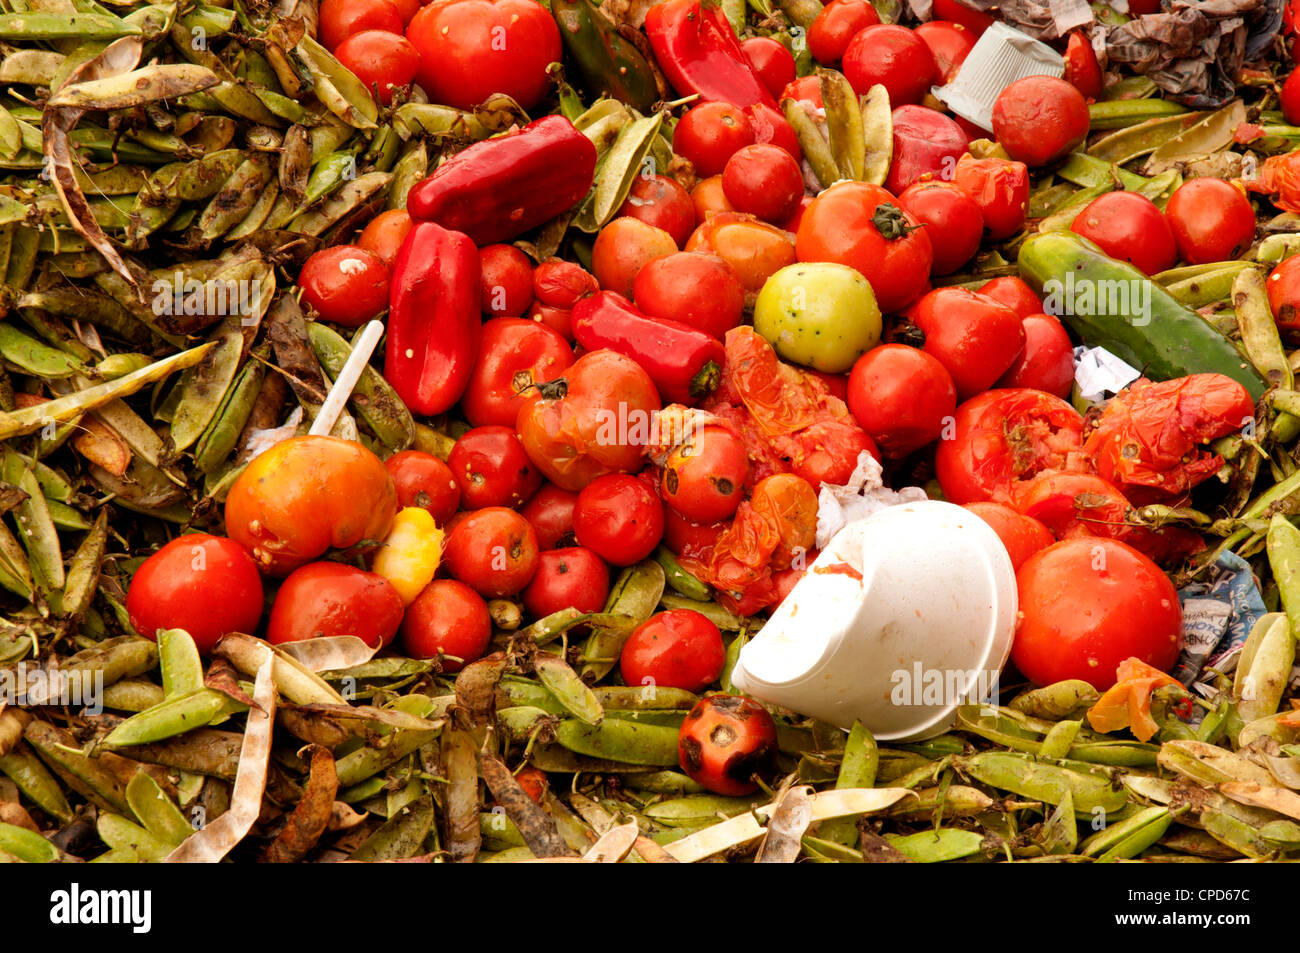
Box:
953 154 1030 241
934 389 1084 505
1014 470 1132 540
991 75 1089 167
463 318 574 428
686 212 797 293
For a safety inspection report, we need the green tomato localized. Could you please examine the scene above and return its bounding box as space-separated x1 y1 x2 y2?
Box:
752 263 882 373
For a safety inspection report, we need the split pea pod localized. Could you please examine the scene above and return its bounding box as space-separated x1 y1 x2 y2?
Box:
1233 267 1300 441
1088 98 1190 130
0 746 73 823
1079 805 1173 861
334 727 440 788
961 751 1127 815
781 99 839 192
1231 605 1294 724
97 813 175 863
534 654 603 726
125 770 193 848
885 828 985 863
0 822 59 863
308 322 415 452
820 69 866 181
193 345 268 473
25 721 131 816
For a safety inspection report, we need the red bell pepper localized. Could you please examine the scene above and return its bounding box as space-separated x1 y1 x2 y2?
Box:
645 0 777 110
406 116 598 246
571 291 724 405
385 222 481 416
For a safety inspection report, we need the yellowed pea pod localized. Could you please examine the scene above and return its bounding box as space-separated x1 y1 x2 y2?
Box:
370 506 443 605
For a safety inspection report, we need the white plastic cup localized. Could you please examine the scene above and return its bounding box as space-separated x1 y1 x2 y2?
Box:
729 500 1017 741
932 21 1065 132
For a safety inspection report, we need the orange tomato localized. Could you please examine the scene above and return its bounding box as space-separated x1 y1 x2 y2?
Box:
685 212 796 293
356 209 413 269
591 217 678 298
691 174 735 221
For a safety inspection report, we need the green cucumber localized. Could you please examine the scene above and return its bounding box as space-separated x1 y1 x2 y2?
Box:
1018 232 1265 400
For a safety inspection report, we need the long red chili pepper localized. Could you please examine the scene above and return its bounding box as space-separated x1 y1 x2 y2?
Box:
571 291 725 405
406 115 598 246
385 222 481 416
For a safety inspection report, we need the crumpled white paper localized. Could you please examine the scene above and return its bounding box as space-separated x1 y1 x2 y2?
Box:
241 406 303 464
815 451 928 551
1073 345 1141 402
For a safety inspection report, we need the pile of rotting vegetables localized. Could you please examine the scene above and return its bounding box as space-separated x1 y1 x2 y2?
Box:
5 0 1300 864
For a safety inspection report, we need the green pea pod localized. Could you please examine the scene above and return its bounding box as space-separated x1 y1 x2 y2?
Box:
0 323 83 379
197 153 274 241
574 113 663 233
0 822 58 863
1258 819 1300 848
659 592 745 629
496 706 554 742
1157 739 1274 786
194 345 268 473
59 509 107 620
859 85 891 187
174 150 246 201
1065 741 1160 768
0 11 140 38
169 325 243 453
954 706 1044 754
1037 182 1114 232
818 720 878 845
592 686 698 710
1143 100 1245 175
288 172 391 237
1087 112 1204 163
643 794 766 827
583 560 665 680
1234 266 1295 390
819 69 866 182
125 770 193 848
1232 606 1295 724
720 629 748 694
1039 720 1082 761
1038 789 1077 855
1202 809 1273 859
103 679 167 712
46 500 92 533
783 98 839 191
1257 233 1300 265
105 689 239 747
1162 264 1249 308
776 0 822 27
1088 98 1191 130
25 721 131 816
335 727 439 788
552 0 659 112
2 454 63 592
308 322 415 452
158 628 204 699
352 796 437 861
533 653 604 726
1079 804 1169 858
553 718 679 766
961 751 1128 815
885 828 984 863
1009 680 1099 721
0 521 33 601
0 747 73 823
653 546 711 601
1055 152 1147 191
295 36 379 130
97 813 175 862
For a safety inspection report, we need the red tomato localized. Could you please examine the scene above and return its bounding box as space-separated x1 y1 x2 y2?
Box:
1268 254 1300 332
447 426 543 510
333 29 420 104
405 0 560 110
320 0 403 50
963 502 1053 572
806 368 849 401
399 579 491 670
463 317 574 428
1165 178 1256 265
897 180 982 276
387 0 423 24
298 245 390 327
977 276 1042 318
591 217 678 299
953 154 1030 241
674 102 756 178
914 287 1026 399
741 37 796 98
1283 70 1300 126
663 509 728 559
573 473 665 566
795 181 933 313
513 765 548 802
662 424 748 522
847 344 956 457
808 0 880 64
126 534 263 654
522 546 610 618
1012 538 1182 690
678 695 778 796
618 174 696 247
995 313 1075 398
781 194 815 233
442 507 540 597
932 0 994 35
1063 31 1103 101
478 244 534 317
534 257 598 308
914 20 976 84
519 483 579 549
1015 470 1131 540
885 105 969 196
745 102 802 166
384 450 460 525
721 144 805 224
779 75 823 109
991 76 1090 167
934 388 1085 504
842 25 937 106
356 209 412 269
620 610 725 693
266 562 404 648
1070 192 1177 276
633 252 745 341
516 349 662 491
685 212 797 294
225 435 397 576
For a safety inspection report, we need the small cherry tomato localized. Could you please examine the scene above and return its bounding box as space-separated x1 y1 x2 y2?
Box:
384 450 461 525
1012 538 1182 690
721 144 805 224
447 426 543 509
126 534 263 654
686 212 797 294
442 507 540 597
1015 470 1130 539
620 609 725 693
914 287 1026 400
1063 30 1103 100
678 694 778 796
885 105 969 196
953 154 1030 241
843 25 937 106
662 425 748 523
320 0 403 51
298 245 390 327
674 102 756 178
478 244 534 317
976 276 1042 318
1070 191 1177 276
225 435 397 576
691 174 735 221
266 562 404 648
522 546 610 618
963 502 1054 572
399 578 492 670
573 473 665 566
1268 254 1300 333
618 174 696 247
779 75 823 109
513 765 548 803
995 313 1075 398
333 29 420 104
520 483 579 549
847 343 956 457
897 180 982 276
741 36 796 98
914 20 976 84
387 0 423 24
356 209 412 268
591 217 677 298
808 0 880 64
1283 70 1300 126
534 257 598 308
991 75 1090 167
633 252 745 341
932 0 994 34
463 317 574 428
744 102 802 166
1165 178 1256 265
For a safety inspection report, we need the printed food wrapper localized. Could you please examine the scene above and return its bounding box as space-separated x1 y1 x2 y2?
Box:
1175 551 1266 690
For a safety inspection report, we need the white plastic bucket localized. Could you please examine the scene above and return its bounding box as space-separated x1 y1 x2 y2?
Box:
730 500 1018 741
932 21 1065 132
